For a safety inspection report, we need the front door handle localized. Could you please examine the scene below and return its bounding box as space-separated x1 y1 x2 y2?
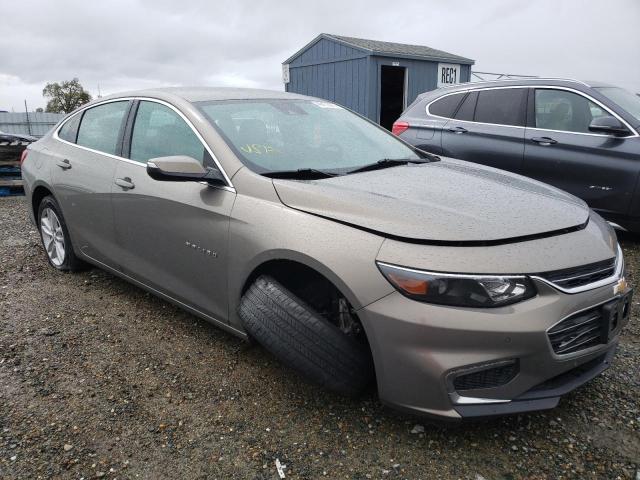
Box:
114 177 135 190
531 136 558 146
447 126 468 134
56 159 71 170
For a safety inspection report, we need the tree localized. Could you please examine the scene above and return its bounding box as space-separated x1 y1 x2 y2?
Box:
35 107 43 113
42 78 92 114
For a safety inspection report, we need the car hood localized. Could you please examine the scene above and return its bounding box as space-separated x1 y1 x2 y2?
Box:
272 159 590 244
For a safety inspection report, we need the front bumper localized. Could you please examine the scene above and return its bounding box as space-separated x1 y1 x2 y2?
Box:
360 278 631 419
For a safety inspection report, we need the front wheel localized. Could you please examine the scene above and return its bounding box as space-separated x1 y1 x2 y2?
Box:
239 275 374 396
37 196 87 272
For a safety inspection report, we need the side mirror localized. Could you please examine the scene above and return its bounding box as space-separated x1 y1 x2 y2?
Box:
588 116 630 136
146 155 226 185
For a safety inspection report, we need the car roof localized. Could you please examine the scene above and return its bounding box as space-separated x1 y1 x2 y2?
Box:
98 87 310 103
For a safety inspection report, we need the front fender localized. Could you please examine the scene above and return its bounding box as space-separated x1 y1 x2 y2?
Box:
226 193 393 332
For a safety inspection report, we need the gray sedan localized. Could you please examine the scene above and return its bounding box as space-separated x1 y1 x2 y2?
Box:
22 87 632 419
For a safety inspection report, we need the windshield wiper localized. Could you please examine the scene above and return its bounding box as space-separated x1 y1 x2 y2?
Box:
345 158 430 175
261 168 337 180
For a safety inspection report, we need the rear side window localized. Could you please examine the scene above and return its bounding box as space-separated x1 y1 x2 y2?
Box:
129 101 206 164
58 114 81 143
454 91 478 121
429 93 465 118
76 101 129 155
474 89 527 126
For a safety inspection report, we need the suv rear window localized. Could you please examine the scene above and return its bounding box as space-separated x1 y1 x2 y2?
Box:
429 93 465 118
474 88 527 126
454 91 478 121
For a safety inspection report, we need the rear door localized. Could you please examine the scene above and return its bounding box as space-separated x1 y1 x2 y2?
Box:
440 87 528 173
403 91 467 154
523 87 639 219
51 100 131 267
111 99 235 322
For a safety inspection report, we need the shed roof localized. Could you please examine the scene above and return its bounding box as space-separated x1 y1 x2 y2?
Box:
284 33 474 65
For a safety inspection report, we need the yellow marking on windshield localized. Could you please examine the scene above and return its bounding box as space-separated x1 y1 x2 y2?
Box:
240 144 277 154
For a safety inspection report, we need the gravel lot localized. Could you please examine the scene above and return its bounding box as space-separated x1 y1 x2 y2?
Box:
0 196 639 480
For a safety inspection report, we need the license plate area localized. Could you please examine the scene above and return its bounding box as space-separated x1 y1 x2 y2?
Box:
601 290 633 342
548 290 632 355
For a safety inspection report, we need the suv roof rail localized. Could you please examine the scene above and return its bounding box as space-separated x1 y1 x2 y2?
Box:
447 77 590 88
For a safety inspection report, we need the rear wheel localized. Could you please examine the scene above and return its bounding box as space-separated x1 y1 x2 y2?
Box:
37 196 87 272
239 275 373 396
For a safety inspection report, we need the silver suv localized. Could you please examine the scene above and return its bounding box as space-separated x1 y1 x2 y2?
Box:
22 87 632 419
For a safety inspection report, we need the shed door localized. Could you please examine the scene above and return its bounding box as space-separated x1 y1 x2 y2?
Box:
379 66 406 131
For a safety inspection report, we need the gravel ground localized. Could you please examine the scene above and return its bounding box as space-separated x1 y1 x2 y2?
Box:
0 196 639 480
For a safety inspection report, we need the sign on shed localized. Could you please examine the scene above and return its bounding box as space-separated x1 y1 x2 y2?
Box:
437 63 461 88
282 64 290 84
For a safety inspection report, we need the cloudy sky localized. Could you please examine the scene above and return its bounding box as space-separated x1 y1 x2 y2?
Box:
2 0 639 111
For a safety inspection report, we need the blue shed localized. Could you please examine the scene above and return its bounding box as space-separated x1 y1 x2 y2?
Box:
283 34 475 130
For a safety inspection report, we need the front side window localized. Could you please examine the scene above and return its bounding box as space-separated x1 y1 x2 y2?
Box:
76 101 129 155
474 88 527 126
429 93 465 118
130 101 206 164
535 89 607 134
197 99 420 174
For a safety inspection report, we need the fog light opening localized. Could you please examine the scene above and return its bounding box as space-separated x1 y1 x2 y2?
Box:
451 360 519 392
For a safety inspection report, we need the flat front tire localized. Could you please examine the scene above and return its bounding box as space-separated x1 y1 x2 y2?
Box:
239 275 373 396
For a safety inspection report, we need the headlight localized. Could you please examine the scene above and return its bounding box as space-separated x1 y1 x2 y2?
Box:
377 262 537 308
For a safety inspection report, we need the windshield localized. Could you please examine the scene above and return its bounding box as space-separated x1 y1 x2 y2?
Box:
196 99 421 174
594 86 640 125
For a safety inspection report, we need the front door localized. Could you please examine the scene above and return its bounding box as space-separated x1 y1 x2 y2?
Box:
522 88 640 220
441 87 528 173
111 100 235 322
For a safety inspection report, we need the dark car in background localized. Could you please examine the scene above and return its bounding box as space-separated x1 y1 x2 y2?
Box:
394 79 640 232
0 131 36 196
0 130 36 161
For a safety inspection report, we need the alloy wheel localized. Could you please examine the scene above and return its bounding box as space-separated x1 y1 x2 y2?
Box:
40 207 66 267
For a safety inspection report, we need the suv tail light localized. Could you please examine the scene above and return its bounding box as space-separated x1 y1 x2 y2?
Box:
392 121 409 136
20 149 29 167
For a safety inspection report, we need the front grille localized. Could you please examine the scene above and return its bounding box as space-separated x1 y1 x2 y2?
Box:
537 257 616 290
548 305 606 355
453 361 519 391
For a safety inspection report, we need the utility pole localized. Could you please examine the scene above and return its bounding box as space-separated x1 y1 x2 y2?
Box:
24 100 32 136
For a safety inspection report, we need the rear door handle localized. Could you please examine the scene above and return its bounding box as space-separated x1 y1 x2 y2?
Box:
114 177 135 190
447 126 468 134
56 159 71 170
531 136 557 146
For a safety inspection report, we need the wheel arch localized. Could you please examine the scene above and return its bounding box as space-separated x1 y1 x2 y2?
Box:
30 182 55 223
236 250 362 312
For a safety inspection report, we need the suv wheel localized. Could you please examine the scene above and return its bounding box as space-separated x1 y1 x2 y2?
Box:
239 275 373 396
